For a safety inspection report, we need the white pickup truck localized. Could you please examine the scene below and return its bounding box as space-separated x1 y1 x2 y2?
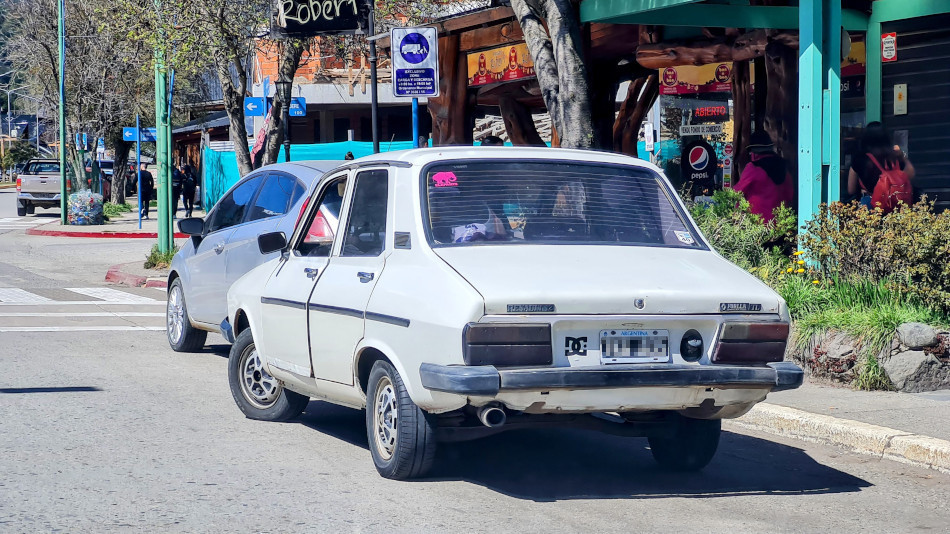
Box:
16 159 63 216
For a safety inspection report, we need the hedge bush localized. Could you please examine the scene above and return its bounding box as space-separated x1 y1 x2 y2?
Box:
800 200 950 314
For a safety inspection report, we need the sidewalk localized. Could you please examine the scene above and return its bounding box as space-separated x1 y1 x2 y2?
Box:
26 207 206 239
727 381 950 473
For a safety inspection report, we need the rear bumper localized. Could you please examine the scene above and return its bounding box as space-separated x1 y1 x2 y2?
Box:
18 193 61 203
419 361 804 397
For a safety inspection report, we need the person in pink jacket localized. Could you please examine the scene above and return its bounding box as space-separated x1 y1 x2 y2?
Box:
733 131 795 223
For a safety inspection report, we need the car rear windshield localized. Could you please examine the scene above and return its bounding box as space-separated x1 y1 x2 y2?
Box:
24 162 60 174
424 160 702 249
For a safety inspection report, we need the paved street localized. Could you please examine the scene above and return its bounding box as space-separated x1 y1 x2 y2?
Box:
2 189 950 532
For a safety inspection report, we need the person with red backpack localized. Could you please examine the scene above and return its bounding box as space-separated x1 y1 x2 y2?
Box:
847 122 915 213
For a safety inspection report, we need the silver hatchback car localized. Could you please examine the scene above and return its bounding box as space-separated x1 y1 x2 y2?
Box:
166 161 342 352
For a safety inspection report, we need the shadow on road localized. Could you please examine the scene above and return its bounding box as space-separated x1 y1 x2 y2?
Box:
293 402 871 501
0 386 101 393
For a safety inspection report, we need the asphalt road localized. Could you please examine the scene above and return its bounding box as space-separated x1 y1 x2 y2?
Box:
2 188 950 532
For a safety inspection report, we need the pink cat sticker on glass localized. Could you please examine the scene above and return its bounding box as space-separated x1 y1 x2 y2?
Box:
432 171 459 187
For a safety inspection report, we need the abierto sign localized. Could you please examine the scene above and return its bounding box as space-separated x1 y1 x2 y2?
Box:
272 0 365 36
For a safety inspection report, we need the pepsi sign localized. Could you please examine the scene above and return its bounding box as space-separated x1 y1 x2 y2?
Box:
681 139 718 187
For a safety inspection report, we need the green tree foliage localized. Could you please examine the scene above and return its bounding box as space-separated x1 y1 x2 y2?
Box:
1 140 38 172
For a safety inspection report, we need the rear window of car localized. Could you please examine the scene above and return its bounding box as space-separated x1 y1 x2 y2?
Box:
424 160 703 249
24 162 60 174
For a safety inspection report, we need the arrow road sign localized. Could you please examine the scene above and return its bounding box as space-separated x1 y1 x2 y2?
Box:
244 97 265 117
289 97 306 117
122 127 157 142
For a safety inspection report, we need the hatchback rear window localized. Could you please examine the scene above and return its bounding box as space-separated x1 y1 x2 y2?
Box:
424 160 702 248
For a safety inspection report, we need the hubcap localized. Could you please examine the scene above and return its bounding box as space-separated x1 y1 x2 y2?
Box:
240 344 282 409
166 285 184 344
373 376 398 460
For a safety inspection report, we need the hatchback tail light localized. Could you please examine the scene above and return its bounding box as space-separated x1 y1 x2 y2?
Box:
712 321 789 364
463 323 552 367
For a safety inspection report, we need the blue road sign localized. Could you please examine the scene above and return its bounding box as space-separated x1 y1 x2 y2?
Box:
82 133 88 148
392 27 439 98
75 133 82 150
244 97 265 116
122 127 157 142
289 97 307 117
263 76 270 113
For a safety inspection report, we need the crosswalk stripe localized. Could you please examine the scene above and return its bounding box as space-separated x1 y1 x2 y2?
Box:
0 312 165 317
0 300 164 306
65 287 160 303
0 326 165 332
0 288 52 303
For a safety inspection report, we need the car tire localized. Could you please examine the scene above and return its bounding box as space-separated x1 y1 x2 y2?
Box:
165 278 207 352
228 328 309 422
648 415 721 471
25 203 35 215
16 204 26 216
365 360 437 480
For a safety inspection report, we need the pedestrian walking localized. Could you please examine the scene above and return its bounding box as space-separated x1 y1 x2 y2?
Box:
182 164 197 218
172 165 185 217
139 163 154 219
733 130 795 223
847 122 915 212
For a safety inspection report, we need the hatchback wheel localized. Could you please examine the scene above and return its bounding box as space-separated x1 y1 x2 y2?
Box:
648 414 721 471
228 329 308 422
166 278 207 352
365 360 437 480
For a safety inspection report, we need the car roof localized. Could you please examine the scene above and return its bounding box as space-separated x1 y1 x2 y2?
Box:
318 147 662 175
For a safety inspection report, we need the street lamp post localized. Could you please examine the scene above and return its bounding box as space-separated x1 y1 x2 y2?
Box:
275 79 292 163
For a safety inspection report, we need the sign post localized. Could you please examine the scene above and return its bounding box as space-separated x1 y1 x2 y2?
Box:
392 27 438 150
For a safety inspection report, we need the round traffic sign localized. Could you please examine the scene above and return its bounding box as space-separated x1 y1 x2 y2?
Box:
399 32 430 64
724 143 734 157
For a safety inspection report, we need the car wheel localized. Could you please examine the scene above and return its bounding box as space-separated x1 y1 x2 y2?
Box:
365 360 437 480
228 328 309 422
16 201 26 217
648 414 721 471
165 278 207 352
25 204 35 215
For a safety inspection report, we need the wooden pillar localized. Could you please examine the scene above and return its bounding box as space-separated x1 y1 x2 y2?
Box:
731 61 752 177
613 74 658 156
428 35 472 146
765 40 799 179
498 96 545 146
753 56 768 132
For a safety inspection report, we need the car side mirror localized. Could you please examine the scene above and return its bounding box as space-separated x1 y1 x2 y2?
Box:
178 217 205 236
258 231 287 255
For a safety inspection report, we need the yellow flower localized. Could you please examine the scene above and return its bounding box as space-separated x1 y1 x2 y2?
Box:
797 268 805 273
812 280 820 284
786 267 793 273
793 251 804 256
797 260 805 265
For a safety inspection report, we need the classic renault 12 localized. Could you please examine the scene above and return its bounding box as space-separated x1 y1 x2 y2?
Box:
223 147 803 480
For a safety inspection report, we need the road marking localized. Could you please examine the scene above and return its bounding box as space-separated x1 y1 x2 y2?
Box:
0 288 52 303
0 326 165 332
0 312 165 317
65 287 160 303
0 300 164 306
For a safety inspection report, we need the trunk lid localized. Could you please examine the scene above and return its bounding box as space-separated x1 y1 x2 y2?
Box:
433 245 781 316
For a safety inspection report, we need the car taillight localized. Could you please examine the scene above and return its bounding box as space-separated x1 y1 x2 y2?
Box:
463 323 552 367
15 177 20 192
712 321 790 364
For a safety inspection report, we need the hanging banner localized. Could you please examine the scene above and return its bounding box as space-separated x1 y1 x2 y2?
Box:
660 63 733 95
272 0 365 37
467 43 536 87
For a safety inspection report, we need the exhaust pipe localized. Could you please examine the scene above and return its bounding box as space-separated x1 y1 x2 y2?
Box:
477 405 507 427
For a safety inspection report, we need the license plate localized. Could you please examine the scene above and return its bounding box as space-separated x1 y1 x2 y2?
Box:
600 329 669 364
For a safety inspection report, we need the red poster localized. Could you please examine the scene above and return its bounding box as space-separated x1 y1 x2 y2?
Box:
882 33 897 63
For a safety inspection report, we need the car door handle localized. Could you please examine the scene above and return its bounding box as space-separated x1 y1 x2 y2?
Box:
357 272 374 283
213 242 225 254
304 267 319 279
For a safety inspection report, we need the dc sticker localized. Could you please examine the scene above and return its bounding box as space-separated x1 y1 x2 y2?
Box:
675 231 694 245
565 336 588 356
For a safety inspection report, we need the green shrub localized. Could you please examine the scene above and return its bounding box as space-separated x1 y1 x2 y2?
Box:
144 244 178 270
103 202 133 219
800 200 950 314
686 188 796 270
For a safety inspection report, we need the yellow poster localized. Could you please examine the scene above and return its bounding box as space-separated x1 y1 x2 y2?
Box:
467 43 536 87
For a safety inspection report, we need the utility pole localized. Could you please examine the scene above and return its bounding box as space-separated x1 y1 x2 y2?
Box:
155 46 172 253
57 0 67 225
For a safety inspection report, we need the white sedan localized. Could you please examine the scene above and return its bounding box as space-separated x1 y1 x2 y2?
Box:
225 147 803 480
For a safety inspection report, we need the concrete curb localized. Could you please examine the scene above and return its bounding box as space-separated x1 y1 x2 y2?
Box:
0 182 15 189
27 227 187 239
105 264 168 289
727 403 950 474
